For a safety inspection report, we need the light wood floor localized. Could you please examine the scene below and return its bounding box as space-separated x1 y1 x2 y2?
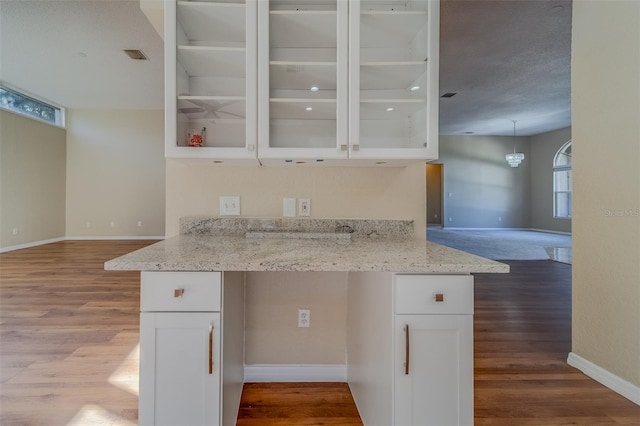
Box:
1 241 639 425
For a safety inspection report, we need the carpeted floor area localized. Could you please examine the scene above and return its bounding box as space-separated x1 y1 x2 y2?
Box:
426 228 572 263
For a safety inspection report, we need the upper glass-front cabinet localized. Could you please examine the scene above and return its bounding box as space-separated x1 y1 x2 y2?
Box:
258 0 349 162
349 0 439 160
165 0 257 160
166 0 439 164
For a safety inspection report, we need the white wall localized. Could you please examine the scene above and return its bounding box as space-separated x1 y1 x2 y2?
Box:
0 110 66 250
65 109 165 238
572 1 640 391
166 160 426 364
530 127 572 233
439 135 531 228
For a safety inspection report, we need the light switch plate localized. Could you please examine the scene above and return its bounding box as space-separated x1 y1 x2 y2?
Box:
220 196 240 216
283 198 296 217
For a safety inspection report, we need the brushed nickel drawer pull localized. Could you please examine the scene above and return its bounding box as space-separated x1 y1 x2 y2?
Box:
433 292 444 302
404 324 410 375
208 323 214 375
174 288 185 298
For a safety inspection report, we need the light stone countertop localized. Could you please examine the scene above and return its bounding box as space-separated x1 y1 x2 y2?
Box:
104 234 509 274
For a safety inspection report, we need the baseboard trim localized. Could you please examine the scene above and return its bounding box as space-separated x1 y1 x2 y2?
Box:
244 364 347 383
567 352 640 405
0 237 65 253
435 227 571 236
65 236 165 240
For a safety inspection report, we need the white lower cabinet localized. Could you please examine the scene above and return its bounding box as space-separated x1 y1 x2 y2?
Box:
347 272 474 426
139 271 245 426
394 315 473 426
139 312 221 426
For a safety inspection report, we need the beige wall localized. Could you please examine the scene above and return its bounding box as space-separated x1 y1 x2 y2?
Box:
166 160 426 364
572 1 640 388
0 110 66 250
66 109 165 238
439 135 531 228
530 127 572 233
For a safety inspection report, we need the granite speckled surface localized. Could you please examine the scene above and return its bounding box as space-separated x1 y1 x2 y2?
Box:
180 217 414 239
105 218 508 273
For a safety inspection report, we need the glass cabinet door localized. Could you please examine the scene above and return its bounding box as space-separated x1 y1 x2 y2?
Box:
166 0 257 159
258 0 348 162
349 0 439 160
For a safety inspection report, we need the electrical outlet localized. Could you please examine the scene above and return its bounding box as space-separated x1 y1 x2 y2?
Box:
220 196 240 216
298 309 310 327
137 220 143 227
110 221 116 228
283 198 296 217
298 198 311 217
12 227 18 236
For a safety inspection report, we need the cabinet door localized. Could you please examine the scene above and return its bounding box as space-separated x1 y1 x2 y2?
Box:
349 0 439 161
394 315 473 426
257 0 349 163
165 0 258 160
139 312 221 426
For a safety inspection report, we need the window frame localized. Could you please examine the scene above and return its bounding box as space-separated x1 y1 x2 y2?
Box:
553 140 572 219
0 83 65 128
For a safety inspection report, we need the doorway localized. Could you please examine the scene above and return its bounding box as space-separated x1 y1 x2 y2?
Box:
426 163 443 226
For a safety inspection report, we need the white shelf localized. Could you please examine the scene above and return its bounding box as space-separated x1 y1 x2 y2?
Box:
177 1 245 43
360 10 427 48
178 46 246 77
360 99 425 120
360 61 427 90
270 61 337 90
270 11 337 48
270 98 336 120
178 96 246 120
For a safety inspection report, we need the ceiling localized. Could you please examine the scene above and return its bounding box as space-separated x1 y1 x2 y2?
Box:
0 0 572 136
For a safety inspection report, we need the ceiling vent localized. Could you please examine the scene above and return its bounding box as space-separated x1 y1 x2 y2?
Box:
124 49 148 60
441 92 457 98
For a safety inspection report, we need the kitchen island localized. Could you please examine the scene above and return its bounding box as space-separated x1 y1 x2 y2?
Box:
105 217 508 426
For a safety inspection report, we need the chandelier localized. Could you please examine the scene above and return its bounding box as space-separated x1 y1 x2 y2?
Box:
506 120 524 167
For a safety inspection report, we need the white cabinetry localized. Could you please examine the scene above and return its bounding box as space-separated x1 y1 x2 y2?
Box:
257 0 349 162
139 271 245 426
165 0 439 164
347 273 473 426
165 0 258 161
349 0 439 161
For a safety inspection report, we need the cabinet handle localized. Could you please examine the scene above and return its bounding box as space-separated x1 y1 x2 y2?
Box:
208 323 214 375
174 288 184 298
433 292 444 302
340 144 348 151
404 324 410 375
352 144 360 151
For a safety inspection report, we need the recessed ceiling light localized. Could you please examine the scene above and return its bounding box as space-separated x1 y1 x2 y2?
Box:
441 92 457 98
410 85 420 92
123 49 148 60
386 107 395 112
310 86 319 92
305 107 313 111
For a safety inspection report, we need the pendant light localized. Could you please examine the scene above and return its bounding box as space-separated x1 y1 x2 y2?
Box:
505 120 525 167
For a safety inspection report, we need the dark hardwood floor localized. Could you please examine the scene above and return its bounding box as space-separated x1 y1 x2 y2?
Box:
1 242 638 425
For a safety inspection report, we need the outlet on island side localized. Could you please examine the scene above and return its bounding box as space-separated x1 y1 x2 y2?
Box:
298 309 310 327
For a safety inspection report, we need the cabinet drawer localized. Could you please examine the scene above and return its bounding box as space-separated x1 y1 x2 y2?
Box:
395 275 473 315
141 272 221 312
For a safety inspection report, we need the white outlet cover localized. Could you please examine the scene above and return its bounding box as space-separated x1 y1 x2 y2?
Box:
220 196 240 216
298 198 311 217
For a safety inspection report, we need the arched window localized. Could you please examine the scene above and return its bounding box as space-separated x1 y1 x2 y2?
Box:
554 141 572 218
